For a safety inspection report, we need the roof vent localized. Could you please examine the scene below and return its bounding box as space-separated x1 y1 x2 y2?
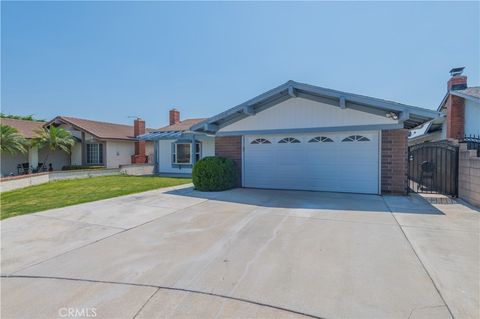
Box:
449 67 465 77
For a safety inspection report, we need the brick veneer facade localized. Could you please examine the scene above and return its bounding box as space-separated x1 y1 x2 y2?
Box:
381 129 409 194
446 74 467 139
446 94 465 139
215 136 242 186
131 118 148 164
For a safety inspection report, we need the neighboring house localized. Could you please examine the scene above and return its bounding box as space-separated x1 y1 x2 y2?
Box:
0 118 70 176
409 68 480 145
140 109 214 175
141 81 439 195
1 116 154 176
44 116 154 169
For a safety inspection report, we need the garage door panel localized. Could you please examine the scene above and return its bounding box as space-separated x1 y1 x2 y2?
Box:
244 132 379 194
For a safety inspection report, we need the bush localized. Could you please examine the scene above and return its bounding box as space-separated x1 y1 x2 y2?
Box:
62 165 105 171
192 156 237 191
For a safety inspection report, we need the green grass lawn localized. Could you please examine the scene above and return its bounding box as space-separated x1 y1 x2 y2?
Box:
0 175 192 220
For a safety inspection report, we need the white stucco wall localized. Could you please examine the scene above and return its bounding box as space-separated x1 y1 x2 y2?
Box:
1 152 28 176
106 140 135 168
219 97 398 133
38 148 70 171
465 99 480 136
146 141 154 164
157 138 215 174
71 143 82 165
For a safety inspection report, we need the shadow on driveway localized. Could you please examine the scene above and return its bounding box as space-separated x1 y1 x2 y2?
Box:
165 187 445 215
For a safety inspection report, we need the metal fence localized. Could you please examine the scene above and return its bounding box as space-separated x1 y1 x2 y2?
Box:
460 134 480 157
408 140 459 196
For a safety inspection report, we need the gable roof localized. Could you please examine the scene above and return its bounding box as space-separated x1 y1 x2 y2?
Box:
450 87 480 103
192 80 441 133
45 116 155 141
157 118 207 132
137 118 208 141
0 118 46 139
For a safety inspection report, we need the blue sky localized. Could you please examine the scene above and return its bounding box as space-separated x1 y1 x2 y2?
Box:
2 1 479 128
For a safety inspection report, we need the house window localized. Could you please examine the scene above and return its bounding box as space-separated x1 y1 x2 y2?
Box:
342 135 370 142
251 138 271 144
195 143 201 162
278 137 301 143
172 142 201 164
86 143 103 164
308 136 334 143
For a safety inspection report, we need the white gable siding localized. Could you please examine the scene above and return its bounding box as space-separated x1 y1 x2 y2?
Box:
465 99 480 136
219 97 397 132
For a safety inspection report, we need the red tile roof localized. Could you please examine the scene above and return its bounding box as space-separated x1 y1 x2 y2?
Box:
0 118 46 139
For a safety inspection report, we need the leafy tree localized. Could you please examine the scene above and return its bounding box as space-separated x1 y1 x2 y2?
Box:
33 126 75 164
0 124 28 155
0 113 45 122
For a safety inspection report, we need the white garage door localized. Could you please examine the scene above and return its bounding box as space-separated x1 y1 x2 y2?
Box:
243 131 380 194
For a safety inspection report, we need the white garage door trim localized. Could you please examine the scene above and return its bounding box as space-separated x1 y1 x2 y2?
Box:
242 131 381 194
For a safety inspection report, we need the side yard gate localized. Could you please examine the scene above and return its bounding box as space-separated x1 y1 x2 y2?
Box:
408 141 459 197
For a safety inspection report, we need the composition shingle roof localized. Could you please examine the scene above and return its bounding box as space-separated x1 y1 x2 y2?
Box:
157 118 208 132
0 118 46 139
455 87 480 99
48 116 155 140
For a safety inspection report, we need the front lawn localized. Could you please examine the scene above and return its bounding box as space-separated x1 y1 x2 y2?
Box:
0 175 191 220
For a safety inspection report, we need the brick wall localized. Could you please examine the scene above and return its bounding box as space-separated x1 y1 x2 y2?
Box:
446 94 465 139
215 136 242 186
381 129 408 194
459 144 480 207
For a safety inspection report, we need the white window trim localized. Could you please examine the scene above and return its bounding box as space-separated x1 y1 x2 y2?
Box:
173 143 192 165
172 142 202 165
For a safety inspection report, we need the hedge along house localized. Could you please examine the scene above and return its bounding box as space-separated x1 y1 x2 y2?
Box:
141 81 440 194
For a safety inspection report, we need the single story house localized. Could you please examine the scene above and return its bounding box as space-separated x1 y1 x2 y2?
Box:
44 116 155 168
141 81 439 194
409 67 480 145
1 116 154 176
0 118 70 176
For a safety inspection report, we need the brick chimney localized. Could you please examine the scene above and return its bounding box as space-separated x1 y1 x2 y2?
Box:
131 118 148 164
169 108 180 125
446 67 467 140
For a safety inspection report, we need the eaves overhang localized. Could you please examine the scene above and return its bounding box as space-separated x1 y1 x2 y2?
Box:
137 130 213 141
191 80 442 133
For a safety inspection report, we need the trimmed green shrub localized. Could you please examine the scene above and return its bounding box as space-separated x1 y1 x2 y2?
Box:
62 165 105 171
192 156 237 191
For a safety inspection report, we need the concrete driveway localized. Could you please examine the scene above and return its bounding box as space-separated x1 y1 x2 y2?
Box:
1 185 479 319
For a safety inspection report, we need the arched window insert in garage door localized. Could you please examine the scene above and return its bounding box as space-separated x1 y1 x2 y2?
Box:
308 136 334 143
251 138 271 144
278 137 301 143
342 135 370 142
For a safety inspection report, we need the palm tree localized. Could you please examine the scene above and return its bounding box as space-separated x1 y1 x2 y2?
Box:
33 126 75 166
0 124 28 154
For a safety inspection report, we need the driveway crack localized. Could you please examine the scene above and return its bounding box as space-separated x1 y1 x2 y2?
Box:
1 274 325 319
8 199 209 276
382 197 455 319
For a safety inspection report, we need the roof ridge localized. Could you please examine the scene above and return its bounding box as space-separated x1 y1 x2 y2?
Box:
0 117 46 124
59 115 134 127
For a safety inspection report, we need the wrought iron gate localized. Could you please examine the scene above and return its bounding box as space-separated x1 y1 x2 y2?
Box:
408 141 459 196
